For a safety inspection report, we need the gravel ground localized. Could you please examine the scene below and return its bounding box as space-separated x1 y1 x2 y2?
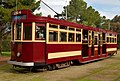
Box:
0 51 120 81
0 56 10 62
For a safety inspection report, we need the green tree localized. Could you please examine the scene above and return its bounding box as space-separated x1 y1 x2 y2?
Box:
81 6 101 27
63 0 87 23
110 15 120 48
0 0 40 55
62 0 102 27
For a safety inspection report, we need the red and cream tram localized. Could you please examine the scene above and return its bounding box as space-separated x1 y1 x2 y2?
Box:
8 10 117 70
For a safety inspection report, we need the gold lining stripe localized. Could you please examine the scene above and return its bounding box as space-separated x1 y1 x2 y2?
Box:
106 43 117 44
48 51 81 59
13 40 45 42
47 42 82 44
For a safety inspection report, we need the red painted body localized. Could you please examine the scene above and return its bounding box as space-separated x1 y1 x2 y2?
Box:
11 42 45 63
46 44 82 64
9 9 118 68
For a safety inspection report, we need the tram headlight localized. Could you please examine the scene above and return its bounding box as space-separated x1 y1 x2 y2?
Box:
17 52 21 57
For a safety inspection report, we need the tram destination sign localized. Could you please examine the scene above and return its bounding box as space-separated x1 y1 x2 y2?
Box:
12 10 22 15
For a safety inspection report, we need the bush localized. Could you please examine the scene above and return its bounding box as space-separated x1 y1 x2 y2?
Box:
117 34 120 49
1 40 11 52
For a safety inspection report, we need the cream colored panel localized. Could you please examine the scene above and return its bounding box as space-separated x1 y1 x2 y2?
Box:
48 51 81 59
46 23 49 43
32 22 35 41
21 23 23 41
107 48 117 52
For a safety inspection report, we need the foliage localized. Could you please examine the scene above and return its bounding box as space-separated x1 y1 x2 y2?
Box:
110 15 120 48
0 0 40 54
1 34 11 52
62 0 102 27
101 19 111 30
1 52 11 56
63 0 87 23
102 15 120 48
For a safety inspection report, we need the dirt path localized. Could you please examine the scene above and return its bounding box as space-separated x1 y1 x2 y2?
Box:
0 56 10 62
0 51 120 81
0 56 10 67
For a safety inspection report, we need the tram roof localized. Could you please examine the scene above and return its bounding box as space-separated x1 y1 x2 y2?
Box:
11 9 117 34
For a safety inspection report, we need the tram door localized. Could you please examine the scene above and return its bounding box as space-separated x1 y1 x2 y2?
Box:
82 29 89 57
98 32 102 56
93 32 98 57
102 33 106 54
88 30 92 57
91 31 94 56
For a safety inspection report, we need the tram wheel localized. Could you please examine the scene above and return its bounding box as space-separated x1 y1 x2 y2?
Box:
48 65 53 71
29 67 33 72
42 66 48 71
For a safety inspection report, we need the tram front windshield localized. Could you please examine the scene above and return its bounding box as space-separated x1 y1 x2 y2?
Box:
23 23 32 40
13 23 46 41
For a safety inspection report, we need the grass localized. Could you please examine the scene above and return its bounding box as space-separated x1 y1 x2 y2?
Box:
76 79 101 81
29 77 44 81
0 51 120 81
73 54 120 81
1 52 11 56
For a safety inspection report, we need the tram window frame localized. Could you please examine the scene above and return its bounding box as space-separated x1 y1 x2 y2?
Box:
49 30 58 42
94 36 98 45
60 25 67 30
23 23 32 40
68 33 75 42
76 34 81 42
69 27 75 31
115 38 117 43
107 37 110 43
111 38 114 43
49 24 58 29
35 24 46 40
110 37 111 43
60 32 67 42
83 30 88 40
15 23 21 40
76 28 81 32
102 33 105 40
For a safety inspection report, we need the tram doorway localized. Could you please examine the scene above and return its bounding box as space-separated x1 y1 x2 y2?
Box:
102 33 106 54
82 29 89 57
98 33 101 56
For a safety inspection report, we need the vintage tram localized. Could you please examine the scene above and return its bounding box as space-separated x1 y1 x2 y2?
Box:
8 10 117 70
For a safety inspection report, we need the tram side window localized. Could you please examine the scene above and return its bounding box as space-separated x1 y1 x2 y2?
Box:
94 36 97 45
49 31 58 42
16 23 21 40
115 38 117 43
68 33 74 42
23 24 32 40
83 30 88 40
60 25 67 30
107 37 109 43
36 26 45 40
76 34 81 42
110 37 112 43
111 38 114 43
49 24 58 29
102 33 105 40
60 32 67 42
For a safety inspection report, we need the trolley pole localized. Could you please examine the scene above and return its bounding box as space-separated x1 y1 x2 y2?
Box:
65 0 67 20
